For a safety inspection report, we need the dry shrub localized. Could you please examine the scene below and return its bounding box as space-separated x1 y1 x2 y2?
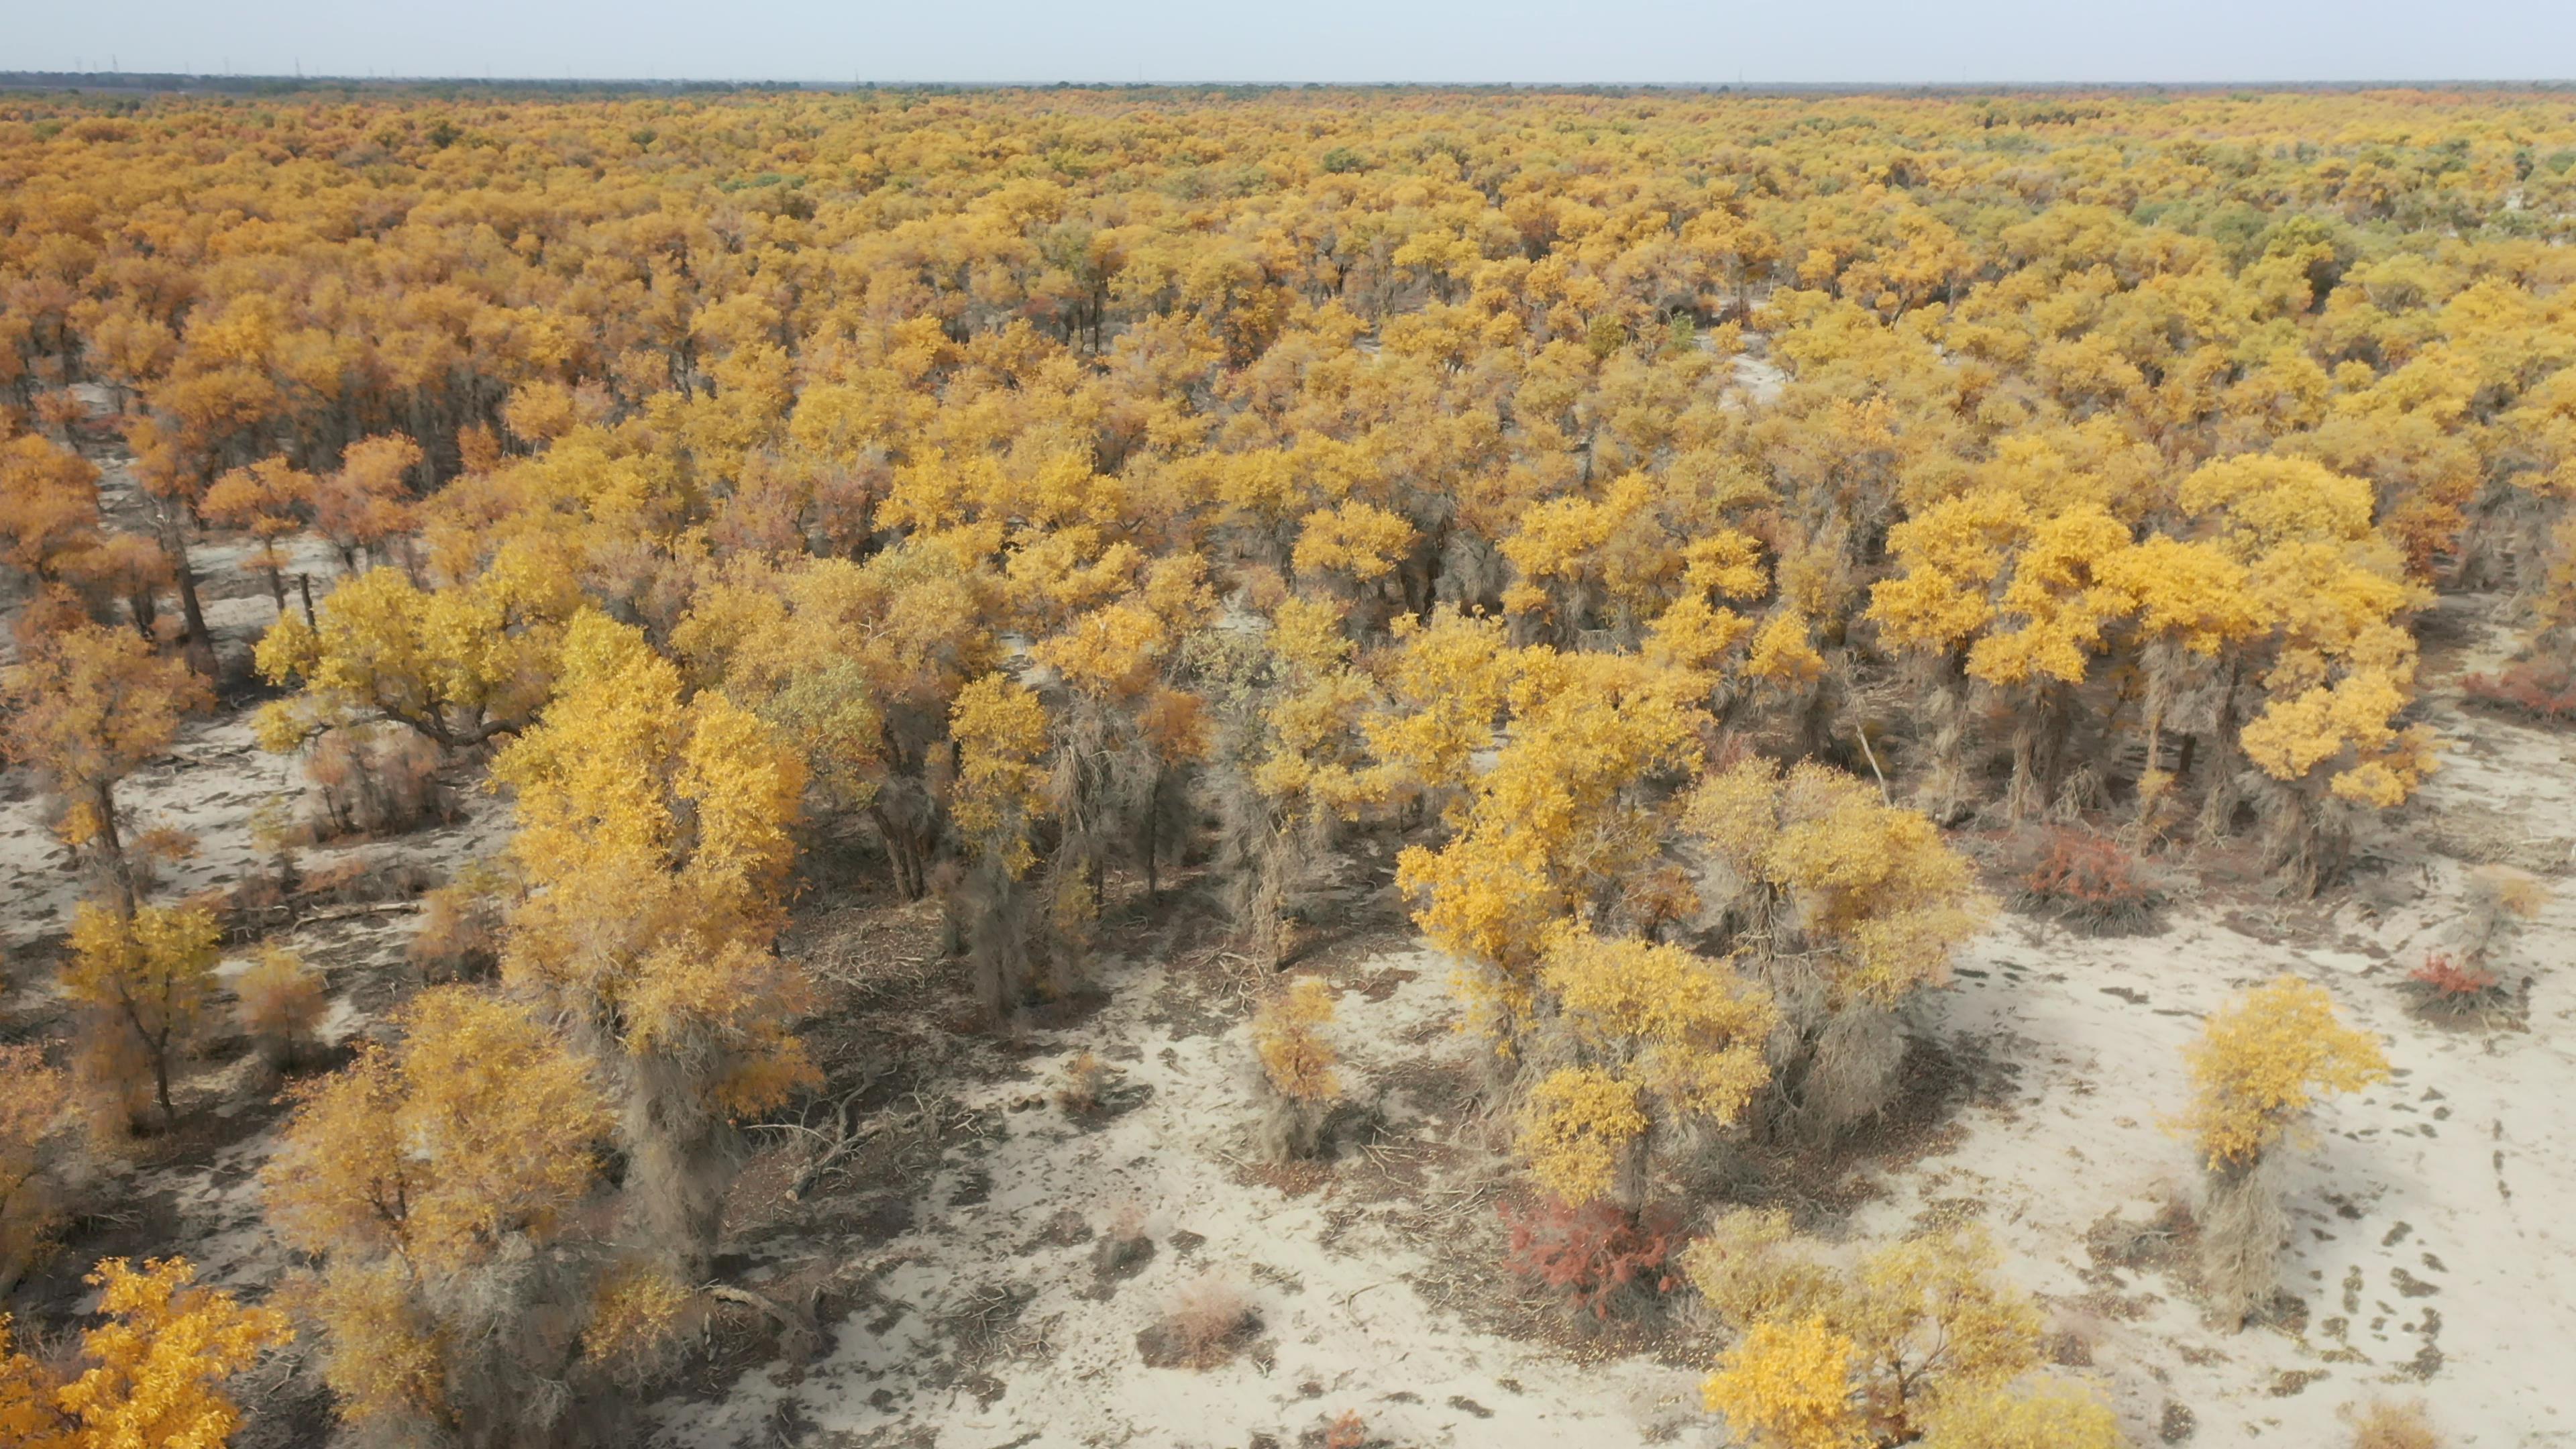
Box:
298 855 434 907
1497 1197 1683 1321
1318 1411 1371 1449
2349 1398 2442 1449
409 861 510 983
306 724 455 840
1137 1270 1260 1368
1055 1050 1112 1113
2461 662 2576 724
1090 1200 1155 1281
235 946 327 1070
2458 864 2548 969
1796 1002 1907 1141
2199 1152 2288 1330
2014 828 2163 936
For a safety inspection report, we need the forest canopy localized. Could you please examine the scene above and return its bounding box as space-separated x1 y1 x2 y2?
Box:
1 80 2565 1448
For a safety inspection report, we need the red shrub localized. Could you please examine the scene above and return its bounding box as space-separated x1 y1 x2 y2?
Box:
2410 951 2498 998
2015 829 2161 936
2463 664 2576 724
1498 1197 1682 1320
2402 950 2512 1020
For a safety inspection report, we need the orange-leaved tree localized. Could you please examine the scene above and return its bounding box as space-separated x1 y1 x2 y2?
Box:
1 622 210 908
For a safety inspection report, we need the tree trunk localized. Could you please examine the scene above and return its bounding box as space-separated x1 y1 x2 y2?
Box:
151 1038 175 1128
162 515 215 677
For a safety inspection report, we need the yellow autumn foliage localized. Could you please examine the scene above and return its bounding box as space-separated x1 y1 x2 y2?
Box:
2178 975 2390 1169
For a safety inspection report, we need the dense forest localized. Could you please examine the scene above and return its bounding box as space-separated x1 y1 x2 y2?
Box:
3 84 2573 1448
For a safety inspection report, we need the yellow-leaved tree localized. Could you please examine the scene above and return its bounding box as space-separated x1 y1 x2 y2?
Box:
1687 1211 2125 1448
265 987 634 1446
0 1256 292 1449
2178 454 2436 891
2176 975 2389 1328
1395 643 1711 1051
1250 977 1344 1161
63 899 223 1132
0 1045 70 1295
948 669 1057 1021
1682 759 1986 1142
254 545 576 754
493 612 812 1269
1517 926 1778 1207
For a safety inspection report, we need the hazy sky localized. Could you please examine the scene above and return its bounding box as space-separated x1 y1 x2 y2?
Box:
8 0 2575 85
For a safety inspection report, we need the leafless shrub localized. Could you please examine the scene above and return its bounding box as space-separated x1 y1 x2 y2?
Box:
1137 1270 1260 1368
2348 1398 2442 1449
1792 1003 1907 1142
1055 1051 1113 1114
409 861 509 983
306 724 456 841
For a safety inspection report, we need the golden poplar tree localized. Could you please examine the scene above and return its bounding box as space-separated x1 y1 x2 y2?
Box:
2177 976 2389 1328
63 900 223 1131
492 612 812 1265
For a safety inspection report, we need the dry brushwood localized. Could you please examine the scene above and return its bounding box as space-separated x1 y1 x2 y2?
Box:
1137 1271 1261 1368
707 1283 823 1363
2349 1397 2443 1449
768 1075 907 1201
1055 1051 1114 1114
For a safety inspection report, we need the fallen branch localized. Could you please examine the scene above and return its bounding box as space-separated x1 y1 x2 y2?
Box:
706 1284 823 1362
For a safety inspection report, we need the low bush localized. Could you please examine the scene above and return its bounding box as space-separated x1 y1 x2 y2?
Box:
1137 1270 1260 1368
2461 663 2576 724
2014 828 2163 936
2350 1398 2442 1449
306 724 456 840
409 861 510 983
1090 1201 1155 1283
2401 951 2510 1018
1498 1197 1683 1321
235 947 327 1071
1055 1050 1113 1114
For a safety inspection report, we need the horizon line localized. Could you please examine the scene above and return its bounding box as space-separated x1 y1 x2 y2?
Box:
5 70 2575 93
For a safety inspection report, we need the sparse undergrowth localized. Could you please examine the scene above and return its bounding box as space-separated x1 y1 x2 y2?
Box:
1496 1197 1684 1322
2013 828 2165 937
